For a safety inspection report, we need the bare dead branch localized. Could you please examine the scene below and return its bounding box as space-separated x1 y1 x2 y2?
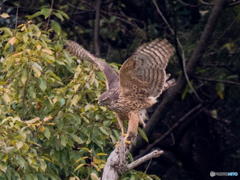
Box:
134 104 203 159
200 0 240 7
177 0 198 8
127 150 164 170
102 136 164 180
194 76 240 86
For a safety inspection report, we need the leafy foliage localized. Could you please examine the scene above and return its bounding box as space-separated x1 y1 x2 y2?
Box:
0 17 159 180
0 22 118 179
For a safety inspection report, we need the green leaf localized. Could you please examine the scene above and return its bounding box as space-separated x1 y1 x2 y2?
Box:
56 10 69 20
138 128 148 143
26 11 42 19
39 78 47 92
60 135 67 147
41 8 52 19
70 134 83 144
26 8 52 20
74 163 85 172
0 163 7 173
51 20 61 35
216 83 225 99
16 156 27 169
31 62 42 78
21 69 28 85
44 127 51 139
52 12 64 22
99 127 109 136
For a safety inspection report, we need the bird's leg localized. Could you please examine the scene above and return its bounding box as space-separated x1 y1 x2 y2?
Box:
125 111 140 145
139 109 148 128
114 113 128 148
115 113 127 136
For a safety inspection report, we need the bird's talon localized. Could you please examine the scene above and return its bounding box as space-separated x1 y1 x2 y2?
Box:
115 142 120 147
125 139 131 145
122 133 128 137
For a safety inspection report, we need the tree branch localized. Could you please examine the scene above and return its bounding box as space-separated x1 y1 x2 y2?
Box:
101 137 163 180
193 76 240 86
127 150 164 170
177 0 198 8
134 104 203 159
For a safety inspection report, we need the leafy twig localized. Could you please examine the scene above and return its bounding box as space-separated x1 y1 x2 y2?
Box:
46 0 54 30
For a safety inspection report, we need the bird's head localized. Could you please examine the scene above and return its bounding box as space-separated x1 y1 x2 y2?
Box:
98 89 119 106
98 91 112 106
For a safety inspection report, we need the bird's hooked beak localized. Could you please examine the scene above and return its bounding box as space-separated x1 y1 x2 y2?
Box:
98 99 104 106
98 100 103 106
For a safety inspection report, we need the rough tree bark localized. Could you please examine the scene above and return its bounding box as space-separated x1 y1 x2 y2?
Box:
101 136 163 180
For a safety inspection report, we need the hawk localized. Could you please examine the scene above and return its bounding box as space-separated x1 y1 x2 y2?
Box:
65 39 175 144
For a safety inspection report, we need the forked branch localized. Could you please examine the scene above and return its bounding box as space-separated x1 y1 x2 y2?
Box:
101 136 164 180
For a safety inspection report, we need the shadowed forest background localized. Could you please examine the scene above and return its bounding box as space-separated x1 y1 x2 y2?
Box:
0 0 240 179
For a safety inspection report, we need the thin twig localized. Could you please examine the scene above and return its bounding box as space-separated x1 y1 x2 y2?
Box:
200 0 240 7
94 0 101 56
127 150 164 170
229 0 240 7
135 104 203 159
15 2 19 29
46 0 54 30
199 0 213 6
194 76 240 86
177 0 198 8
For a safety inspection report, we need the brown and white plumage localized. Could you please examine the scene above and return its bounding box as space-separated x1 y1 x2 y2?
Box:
65 40 119 90
65 39 175 143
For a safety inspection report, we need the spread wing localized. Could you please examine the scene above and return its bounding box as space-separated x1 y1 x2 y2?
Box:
119 39 175 98
65 40 119 90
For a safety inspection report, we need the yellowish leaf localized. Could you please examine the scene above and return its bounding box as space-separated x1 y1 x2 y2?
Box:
42 48 53 55
2 93 11 104
8 37 17 45
12 52 23 57
74 163 85 172
69 176 80 180
25 117 40 124
16 142 24 150
21 70 28 85
0 13 10 18
39 126 45 132
43 115 53 122
96 153 107 156
31 62 42 77
90 173 100 180
36 45 42 50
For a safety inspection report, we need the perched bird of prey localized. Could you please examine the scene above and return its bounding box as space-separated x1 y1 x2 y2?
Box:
65 39 175 144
